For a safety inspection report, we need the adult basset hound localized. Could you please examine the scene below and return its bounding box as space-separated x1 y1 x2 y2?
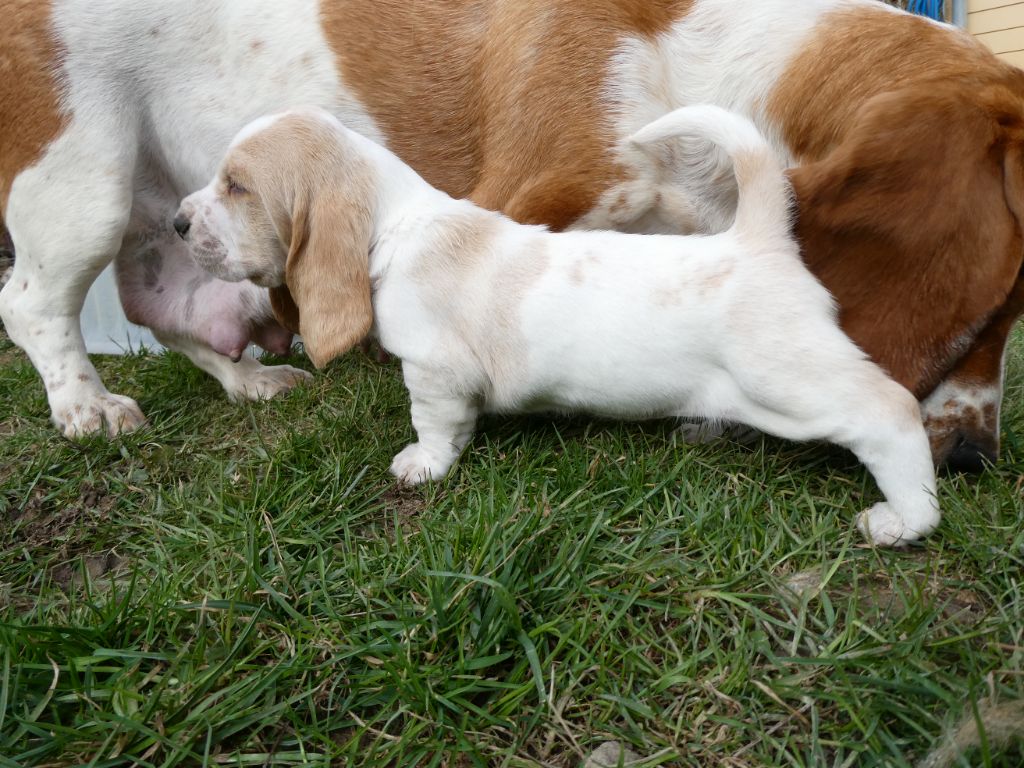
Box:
1 0 1022 472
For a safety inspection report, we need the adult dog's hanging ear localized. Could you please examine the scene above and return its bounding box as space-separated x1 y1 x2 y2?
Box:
787 81 1020 397
283 181 374 369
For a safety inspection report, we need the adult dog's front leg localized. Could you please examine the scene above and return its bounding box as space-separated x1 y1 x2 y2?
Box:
390 363 479 485
0 122 145 438
0 273 146 437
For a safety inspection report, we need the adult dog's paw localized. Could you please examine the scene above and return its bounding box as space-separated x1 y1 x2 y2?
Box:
55 392 147 438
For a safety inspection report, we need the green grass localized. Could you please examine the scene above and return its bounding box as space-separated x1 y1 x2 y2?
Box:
0 326 1022 767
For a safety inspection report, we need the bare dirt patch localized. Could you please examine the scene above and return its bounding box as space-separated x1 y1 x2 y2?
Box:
0 416 23 438
2 480 130 608
50 550 125 590
9 481 116 549
778 560 988 627
381 485 427 522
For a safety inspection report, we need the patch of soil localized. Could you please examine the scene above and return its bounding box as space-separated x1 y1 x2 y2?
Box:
777 561 988 627
381 485 428 523
848 572 986 626
8 481 119 560
2 481 128 608
0 345 24 368
50 551 125 591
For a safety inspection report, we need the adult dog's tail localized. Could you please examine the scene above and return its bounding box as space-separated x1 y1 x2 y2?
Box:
629 105 793 243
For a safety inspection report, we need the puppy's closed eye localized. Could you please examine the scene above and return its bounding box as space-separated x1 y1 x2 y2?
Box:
226 177 248 196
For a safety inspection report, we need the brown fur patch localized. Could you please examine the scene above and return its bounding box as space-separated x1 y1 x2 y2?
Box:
945 150 1024 382
925 275 1024 460
651 260 735 307
698 262 734 298
946 278 1024 395
0 0 66 216
767 8 996 164
483 241 551 392
322 0 693 229
770 6 1024 398
415 212 502 281
321 1 486 199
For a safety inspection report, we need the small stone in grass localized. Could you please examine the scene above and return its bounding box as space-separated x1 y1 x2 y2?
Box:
584 741 642 768
781 567 825 600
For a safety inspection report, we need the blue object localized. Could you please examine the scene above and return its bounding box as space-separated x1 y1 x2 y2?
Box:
906 0 945 20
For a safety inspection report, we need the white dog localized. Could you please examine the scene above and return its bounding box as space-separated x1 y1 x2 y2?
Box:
175 106 940 546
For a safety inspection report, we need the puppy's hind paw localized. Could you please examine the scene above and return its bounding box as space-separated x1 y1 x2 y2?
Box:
856 502 937 547
390 444 451 485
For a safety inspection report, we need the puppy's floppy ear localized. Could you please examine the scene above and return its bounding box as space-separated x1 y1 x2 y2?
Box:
282 184 374 369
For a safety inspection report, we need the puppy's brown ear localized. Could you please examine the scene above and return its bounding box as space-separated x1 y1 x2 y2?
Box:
284 185 374 369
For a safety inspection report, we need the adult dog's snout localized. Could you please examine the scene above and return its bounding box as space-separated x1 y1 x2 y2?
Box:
942 434 998 475
173 212 191 239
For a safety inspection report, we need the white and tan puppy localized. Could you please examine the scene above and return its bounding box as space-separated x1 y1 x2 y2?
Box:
176 106 940 546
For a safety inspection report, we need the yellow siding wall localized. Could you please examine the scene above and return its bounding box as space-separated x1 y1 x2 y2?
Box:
969 0 1024 68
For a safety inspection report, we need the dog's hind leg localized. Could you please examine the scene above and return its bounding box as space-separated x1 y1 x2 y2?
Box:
0 115 145 437
842 388 942 546
715 327 940 546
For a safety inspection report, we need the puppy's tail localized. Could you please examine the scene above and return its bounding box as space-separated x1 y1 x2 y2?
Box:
628 105 793 243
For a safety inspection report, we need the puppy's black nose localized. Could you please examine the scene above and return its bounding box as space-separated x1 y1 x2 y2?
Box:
173 214 191 239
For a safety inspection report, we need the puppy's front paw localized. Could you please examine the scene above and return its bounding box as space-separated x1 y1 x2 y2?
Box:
857 500 940 547
390 443 452 485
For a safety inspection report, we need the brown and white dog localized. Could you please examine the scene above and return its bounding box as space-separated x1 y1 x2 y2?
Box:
1 0 1022 470
176 106 940 545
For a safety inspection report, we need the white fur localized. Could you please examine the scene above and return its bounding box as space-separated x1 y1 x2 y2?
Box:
0 0 976 445
577 0 921 235
179 185 275 285
187 106 941 546
0 0 375 436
